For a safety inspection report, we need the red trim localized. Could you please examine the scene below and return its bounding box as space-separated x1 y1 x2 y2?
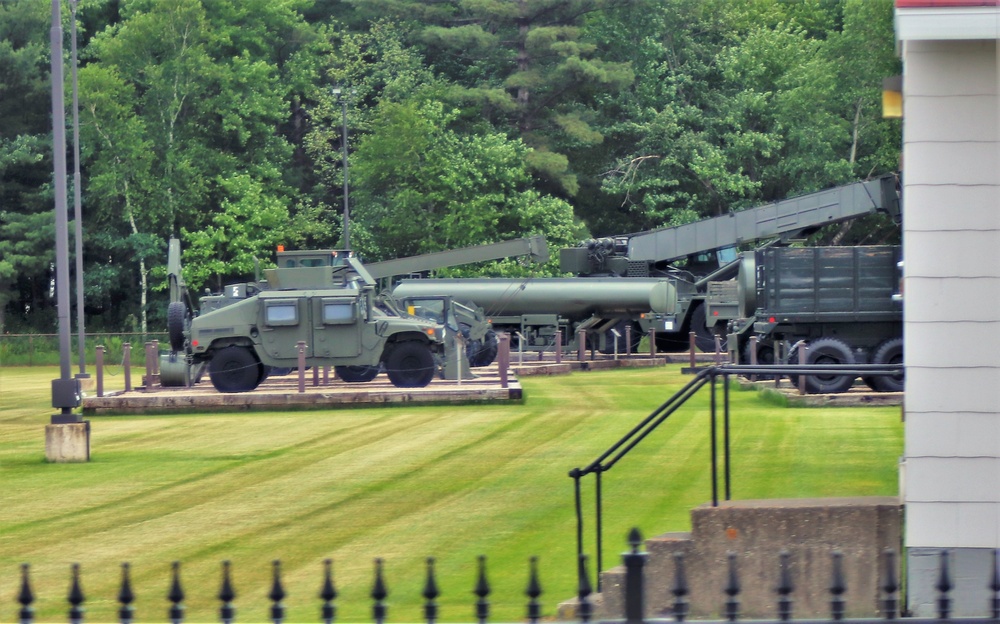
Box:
897 0 999 6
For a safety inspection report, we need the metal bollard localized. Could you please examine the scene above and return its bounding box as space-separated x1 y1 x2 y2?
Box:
96 346 105 397
798 342 807 395
152 340 160 375
555 330 562 364
498 333 510 389
123 343 132 392
714 334 722 365
749 336 758 382
323 366 330 386
577 330 586 362
689 332 697 370
313 365 319 387
625 325 632 357
297 341 307 393
144 342 154 389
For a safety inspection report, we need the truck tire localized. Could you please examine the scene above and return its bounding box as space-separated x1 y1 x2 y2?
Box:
385 342 435 388
335 365 380 383
792 337 857 394
867 337 904 393
167 301 187 352
741 338 776 379
690 304 723 353
208 346 262 393
467 329 499 367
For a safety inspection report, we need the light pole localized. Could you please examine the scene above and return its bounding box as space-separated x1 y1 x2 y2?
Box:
48 0 81 422
70 0 87 380
331 87 353 250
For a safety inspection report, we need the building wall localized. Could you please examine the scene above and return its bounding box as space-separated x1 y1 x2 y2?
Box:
901 37 1000 615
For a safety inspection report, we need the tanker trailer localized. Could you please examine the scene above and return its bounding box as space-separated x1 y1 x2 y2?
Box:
392 277 679 354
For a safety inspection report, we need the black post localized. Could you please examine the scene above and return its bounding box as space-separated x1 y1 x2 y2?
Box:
623 528 646 624
595 469 604 593
118 563 134 624
577 555 593 623
68 563 85 624
525 557 542 624
570 469 584 586
474 556 490 624
372 558 388 624
710 372 718 506
168 561 185 624
269 560 286 624
18 563 34 624
218 561 236 624
724 372 731 500
319 559 337 624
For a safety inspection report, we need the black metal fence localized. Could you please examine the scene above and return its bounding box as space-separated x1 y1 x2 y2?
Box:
11 530 998 624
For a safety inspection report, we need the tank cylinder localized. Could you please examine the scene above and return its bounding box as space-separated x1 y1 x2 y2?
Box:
393 278 678 318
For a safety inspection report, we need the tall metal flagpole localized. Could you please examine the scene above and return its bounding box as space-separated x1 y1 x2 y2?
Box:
49 0 82 422
70 0 87 380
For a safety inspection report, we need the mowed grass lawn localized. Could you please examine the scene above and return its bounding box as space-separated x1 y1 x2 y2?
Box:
0 365 902 623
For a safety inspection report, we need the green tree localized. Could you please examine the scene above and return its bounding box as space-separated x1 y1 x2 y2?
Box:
347 0 634 196
350 98 579 266
0 0 59 332
79 0 309 328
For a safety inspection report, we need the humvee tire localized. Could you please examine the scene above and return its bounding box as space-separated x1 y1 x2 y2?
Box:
209 346 262 393
335 365 380 383
385 342 435 388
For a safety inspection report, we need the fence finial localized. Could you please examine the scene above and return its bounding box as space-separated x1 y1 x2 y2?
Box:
776 551 793 622
624 528 647 624
881 549 898 619
991 550 1000 619
269 560 286 624
18 563 34 624
725 552 740 623
168 561 185 624
829 551 845 621
218 560 236 624
474 555 490 624
118 562 135 624
68 563 85 624
672 552 689 622
424 557 439 624
320 559 337 624
526 556 543 624
372 558 388 624
936 550 952 620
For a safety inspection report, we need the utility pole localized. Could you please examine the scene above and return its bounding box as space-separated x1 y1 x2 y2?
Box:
70 0 88 381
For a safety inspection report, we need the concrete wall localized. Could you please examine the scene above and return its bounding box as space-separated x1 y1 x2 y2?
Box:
598 497 901 620
900 35 1000 615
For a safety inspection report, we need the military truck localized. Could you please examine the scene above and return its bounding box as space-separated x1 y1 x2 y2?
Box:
718 244 903 393
169 247 464 392
559 174 901 352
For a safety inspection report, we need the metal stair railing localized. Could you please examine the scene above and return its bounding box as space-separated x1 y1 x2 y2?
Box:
568 362 903 592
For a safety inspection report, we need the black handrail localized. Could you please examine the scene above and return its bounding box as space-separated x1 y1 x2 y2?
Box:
569 363 903 592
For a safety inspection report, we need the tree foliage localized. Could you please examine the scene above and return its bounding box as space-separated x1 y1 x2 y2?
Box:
0 0 902 332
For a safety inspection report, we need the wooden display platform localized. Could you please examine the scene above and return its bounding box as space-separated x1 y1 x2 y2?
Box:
82 367 521 415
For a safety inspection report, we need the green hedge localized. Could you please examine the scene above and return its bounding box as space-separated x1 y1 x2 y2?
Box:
0 333 169 366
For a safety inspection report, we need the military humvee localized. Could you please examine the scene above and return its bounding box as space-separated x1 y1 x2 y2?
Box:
177 248 459 392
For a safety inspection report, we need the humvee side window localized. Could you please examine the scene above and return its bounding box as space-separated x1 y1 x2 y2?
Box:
265 301 299 325
323 301 356 324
